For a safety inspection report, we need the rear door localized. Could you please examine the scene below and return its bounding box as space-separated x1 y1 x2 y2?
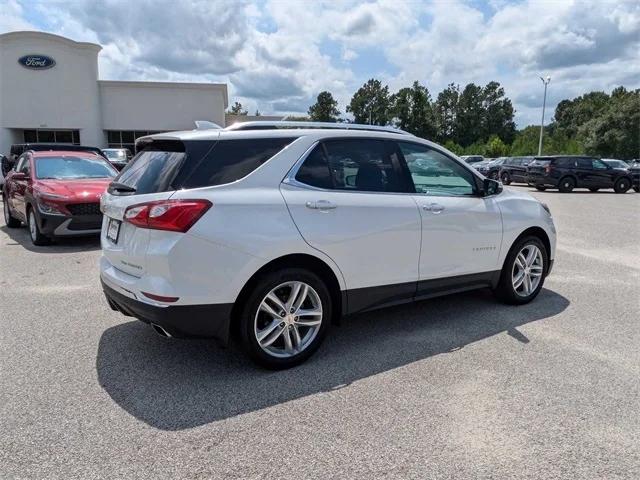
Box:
589 158 614 188
11 155 31 219
281 138 421 312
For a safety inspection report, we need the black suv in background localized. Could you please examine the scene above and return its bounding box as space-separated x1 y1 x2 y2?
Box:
474 157 506 180
527 156 633 193
499 156 533 185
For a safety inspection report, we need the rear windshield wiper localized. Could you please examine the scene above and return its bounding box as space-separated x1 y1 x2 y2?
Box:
109 182 136 193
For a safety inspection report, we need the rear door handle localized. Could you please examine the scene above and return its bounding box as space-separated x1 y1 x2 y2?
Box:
306 200 337 211
422 202 445 214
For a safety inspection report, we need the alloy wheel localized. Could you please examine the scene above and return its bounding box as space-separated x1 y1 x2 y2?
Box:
29 211 37 241
511 244 544 297
254 281 323 358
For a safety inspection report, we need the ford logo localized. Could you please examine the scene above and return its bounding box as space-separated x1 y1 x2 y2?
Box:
18 54 56 70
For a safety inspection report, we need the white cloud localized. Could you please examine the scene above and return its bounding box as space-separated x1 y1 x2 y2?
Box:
0 0 637 125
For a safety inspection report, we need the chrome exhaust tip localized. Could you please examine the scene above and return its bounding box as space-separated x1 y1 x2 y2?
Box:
150 323 172 338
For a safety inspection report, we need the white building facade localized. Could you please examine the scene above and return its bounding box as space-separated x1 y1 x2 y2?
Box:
0 31 228 154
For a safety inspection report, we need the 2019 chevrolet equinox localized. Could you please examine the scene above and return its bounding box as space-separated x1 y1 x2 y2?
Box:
100 122 556 369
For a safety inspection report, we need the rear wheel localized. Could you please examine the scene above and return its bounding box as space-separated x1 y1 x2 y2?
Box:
27 208 51 246
495 236 548 305
500 172 511 185
2 195 21 228
239 268 331 369
558 176 575 193
614 178 630 194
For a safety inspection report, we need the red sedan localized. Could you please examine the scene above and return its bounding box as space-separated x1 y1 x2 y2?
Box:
2 148 118 245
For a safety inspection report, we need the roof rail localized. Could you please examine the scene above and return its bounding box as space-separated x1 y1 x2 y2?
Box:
224 121 413 136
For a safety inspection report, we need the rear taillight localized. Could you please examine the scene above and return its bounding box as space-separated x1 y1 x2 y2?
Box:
123 199 212 232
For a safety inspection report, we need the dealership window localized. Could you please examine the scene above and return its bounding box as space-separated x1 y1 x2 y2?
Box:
106 130 164 153
23 129 80 144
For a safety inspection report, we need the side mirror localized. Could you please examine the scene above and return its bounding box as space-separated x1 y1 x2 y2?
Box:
483 178 503 196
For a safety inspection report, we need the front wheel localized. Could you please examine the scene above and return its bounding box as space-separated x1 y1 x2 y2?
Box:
614 178 630 194
27 208 51 246
3 195 21 228
500 172 511 185
495 236 548 305
558 177 575 193
239 268 331 369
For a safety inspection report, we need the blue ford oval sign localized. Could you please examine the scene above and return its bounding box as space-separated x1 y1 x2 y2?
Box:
18 54 56 70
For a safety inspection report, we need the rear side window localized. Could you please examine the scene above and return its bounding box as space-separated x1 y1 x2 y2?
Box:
295 139 407 193
111 137 296 195
180 137 296 189
555 158 576 168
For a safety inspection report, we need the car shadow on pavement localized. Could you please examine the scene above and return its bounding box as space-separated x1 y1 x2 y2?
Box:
0 224 101 253
96 287 569 431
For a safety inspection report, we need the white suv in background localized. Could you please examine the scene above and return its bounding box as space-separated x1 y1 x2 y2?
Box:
100 121 556 369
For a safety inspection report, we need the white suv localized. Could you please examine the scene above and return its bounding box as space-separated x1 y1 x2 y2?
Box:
100 121 556 369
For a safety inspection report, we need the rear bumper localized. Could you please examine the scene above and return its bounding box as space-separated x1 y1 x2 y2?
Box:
101 279 233 343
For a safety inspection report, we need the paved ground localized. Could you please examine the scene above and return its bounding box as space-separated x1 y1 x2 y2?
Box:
1 186 639 479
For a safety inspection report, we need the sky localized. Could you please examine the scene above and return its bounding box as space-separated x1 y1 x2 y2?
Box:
2 0 639 127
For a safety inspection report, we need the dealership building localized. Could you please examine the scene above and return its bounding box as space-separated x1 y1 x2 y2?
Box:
0 31 228 155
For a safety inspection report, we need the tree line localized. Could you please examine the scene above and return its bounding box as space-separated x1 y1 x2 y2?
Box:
229 80 639 159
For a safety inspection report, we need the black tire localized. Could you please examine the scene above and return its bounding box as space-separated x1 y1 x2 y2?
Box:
535 186 546 191
27 207 51 246
2 195 21 228
500 172 511 185
239 268 331 369
494 235 548 305
613 178 631 194
634 186 640 193
589 188 599 192
489 171 499 180
558 176 575 193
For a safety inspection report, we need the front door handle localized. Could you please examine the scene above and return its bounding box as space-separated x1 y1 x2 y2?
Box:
422 202 445 214
306 200 337 211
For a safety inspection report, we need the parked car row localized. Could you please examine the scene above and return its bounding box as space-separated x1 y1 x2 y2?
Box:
465 154 637 193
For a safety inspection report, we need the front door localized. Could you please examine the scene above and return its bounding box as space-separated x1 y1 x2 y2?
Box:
394 141 503 295
281 139 421 313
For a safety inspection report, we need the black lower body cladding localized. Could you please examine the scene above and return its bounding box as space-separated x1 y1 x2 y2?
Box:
102 280 233 343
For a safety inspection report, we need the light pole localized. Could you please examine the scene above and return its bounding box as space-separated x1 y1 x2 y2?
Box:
538 76 551 156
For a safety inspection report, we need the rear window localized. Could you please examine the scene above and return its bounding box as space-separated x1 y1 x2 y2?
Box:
110 137 296 195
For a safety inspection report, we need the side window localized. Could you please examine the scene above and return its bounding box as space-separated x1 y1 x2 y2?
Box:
325 139 406 193
576 158 592 169
16 155 29 174
398 142 476 196
295 145 332 189
592 159 608 170
179 137 297 189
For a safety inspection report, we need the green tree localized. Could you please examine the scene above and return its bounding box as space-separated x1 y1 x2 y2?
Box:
579 87 640 160
434 83 459 143
443 139 463 155
482 81 516 144
390 81 437 139
454 83 484 147
484 135 509 157
347 79 391 125
228 101 248 115
308 91 341 122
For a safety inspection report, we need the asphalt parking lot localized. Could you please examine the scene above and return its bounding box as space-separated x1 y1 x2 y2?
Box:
1 186 639 479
